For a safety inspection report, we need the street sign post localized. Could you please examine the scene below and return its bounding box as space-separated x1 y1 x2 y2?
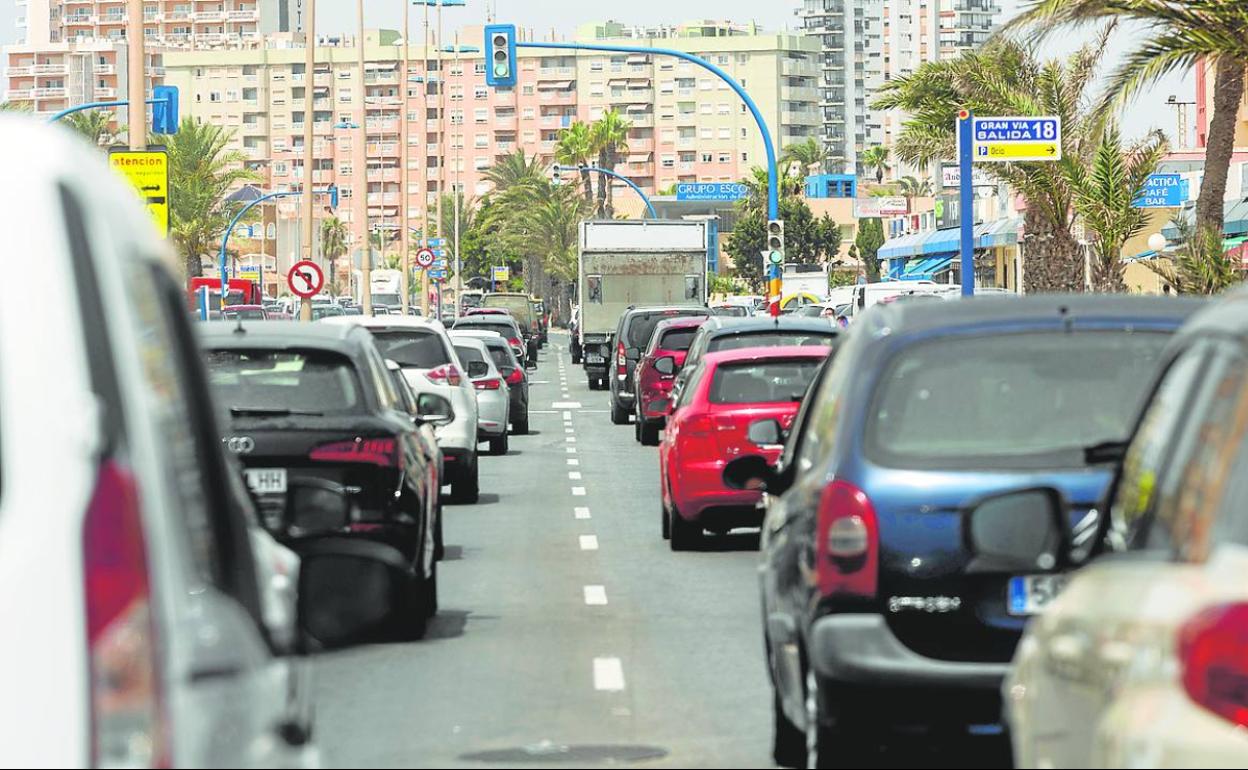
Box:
491 265 509 291
972 116 1062 162
1133 174 1189 209
287 260 325 299
415 247 436 269
108 147 170 235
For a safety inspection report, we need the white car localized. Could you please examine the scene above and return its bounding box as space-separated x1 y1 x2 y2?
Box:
449 333 511 455
323 315 481 502
0 116 382 768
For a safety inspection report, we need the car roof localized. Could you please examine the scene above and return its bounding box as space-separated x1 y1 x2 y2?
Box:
453 315 518 326
1168 287 1248 341
857 294 1206 338
449 335 489 351
700 315 839 337
701 345 833 367
198 320 372 355
653 315 711 332
320 314 447 332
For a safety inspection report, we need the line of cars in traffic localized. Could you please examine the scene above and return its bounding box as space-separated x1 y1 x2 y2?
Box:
585 289 1248 768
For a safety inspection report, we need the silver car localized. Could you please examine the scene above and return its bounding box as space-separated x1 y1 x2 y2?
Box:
450 334 511 455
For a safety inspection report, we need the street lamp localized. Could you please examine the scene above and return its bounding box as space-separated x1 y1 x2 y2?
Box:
1167 94 1197 148
443 41 481 310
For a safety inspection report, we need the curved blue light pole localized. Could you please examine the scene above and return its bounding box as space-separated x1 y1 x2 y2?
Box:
563 164 658 219
47 97 168 123
219 187 336 305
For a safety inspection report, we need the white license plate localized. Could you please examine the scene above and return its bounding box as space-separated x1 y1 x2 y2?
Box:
586 354 605 364
244 468 287 494
1007 574 1068 616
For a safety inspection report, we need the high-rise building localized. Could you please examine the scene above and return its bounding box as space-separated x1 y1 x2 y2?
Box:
5 0 300 114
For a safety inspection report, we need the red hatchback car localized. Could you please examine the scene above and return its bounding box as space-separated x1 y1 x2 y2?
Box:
633 315 710 446
659 346 831 550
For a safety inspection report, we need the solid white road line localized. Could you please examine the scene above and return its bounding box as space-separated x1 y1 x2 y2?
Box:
572 486 587 496
579 534 598 549
583 585 608 606
593 658 626 692
574 506 591 519
567 458 580 466
569 471 582 480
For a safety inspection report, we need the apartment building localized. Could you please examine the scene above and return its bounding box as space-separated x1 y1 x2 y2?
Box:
5 0 298 114
161 22 820 258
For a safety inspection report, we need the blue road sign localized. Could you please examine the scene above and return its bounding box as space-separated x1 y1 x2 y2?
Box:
675 182 749 202
428 238 446 246
433 249 446 257
972 116 1062 162
433 258 448 269
429 269 448 280
1133 174 1189 208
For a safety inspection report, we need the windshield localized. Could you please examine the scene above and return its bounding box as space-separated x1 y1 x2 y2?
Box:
224 308 266 320
453 345 487 365
370 330 451 369
658 327 700 352
203 349 364 415
866 331 1171 468
311 305 345 319
709 359 823 404
454 320 518 338
486 345 514 371
711 305 749 317
371 293 401 308
708 331 837 352
627 309 708 348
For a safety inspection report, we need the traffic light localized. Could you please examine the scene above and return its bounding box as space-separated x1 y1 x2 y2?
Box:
552 164 563 186
484 24 517 87
151 85 179 134
767 219 785 266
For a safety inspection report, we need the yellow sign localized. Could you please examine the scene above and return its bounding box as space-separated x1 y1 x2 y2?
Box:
977 142 1060 162
491 265 510 282
108 148 170 235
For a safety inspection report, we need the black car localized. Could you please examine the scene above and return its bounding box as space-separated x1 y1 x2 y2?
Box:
200 321 445 638
462 331 530 435
722 295 1203 767
608 305 709 425
451 315 531 369
669 315 841 405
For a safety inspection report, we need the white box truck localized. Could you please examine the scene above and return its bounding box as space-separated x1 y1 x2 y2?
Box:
577 220 709 389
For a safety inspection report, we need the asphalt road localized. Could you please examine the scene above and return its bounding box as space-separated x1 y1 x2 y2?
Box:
310 332 1010 769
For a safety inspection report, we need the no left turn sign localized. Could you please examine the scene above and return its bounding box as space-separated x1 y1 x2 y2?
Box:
287 260 325 298
415 247 436 269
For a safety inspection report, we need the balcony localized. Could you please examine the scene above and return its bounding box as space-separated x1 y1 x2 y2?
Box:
94 86 118 98
538 66 576 77
166 9 191 21
64 15 94 25
782 59 819 78
496 141 516 152
196 10 226 22
228 9 258 21
621 88 654 103
782 110 820 125
366 193 400 205
370 167 402 183
199 32 225 45
33 87 66 98
367 142 399 155
676 137 696 149
6 89 33 100
426 168 441 179
494 116 517 130
626 112 654 128
95 63 116 75
781 86 820 102
540 140 556 153
99 12 126 24
678 161 695 172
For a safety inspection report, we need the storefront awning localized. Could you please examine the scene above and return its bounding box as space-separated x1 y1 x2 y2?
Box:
917 227 962 256
879 230 925 260
901 256 954 280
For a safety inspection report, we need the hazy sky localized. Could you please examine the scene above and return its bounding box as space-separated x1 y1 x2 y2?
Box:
0 0 1189 140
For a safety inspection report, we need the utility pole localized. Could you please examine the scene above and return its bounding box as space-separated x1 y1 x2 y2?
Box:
400 0 411 315
358 0 372 316
435 1 445 316
453 33 463 314
300 1 316 321
420 2 431 317
126 0 144 151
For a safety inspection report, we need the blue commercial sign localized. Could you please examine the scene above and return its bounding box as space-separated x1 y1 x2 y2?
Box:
428 269 448 280
428 238 447 246
675 182 749 202
1133 174 1189 209
972 117 1060 143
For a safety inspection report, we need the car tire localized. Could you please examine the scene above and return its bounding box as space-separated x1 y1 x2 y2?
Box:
634 414 643 442
512 414 529 435
453 458 480 503
661 499 671 540
804 668 872 768
669 507 701 551
772 688 805 769
433 503 444 561
571 348 581 364
610 400 630 425
640 420 660 446
490 432 509 455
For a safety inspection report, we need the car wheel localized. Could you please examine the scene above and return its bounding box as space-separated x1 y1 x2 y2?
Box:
512 414 529 435
661 498 671 540
453 458 480 503
804 668 872 768
640 421 660 446
634 413 643 442
490 432 509 455
773 688 805 769
610 400 630 425
433 503 444 561
571 348 581 364
669 507 701 551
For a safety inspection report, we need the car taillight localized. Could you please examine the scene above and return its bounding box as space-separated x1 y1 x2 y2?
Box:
310 437 402 468
508 337 522 350
425 363 462 387
474 377 503 391
617 341 627 374
1179 602 1248 727
505 367 525 385
84 459 169 768
815 480 878 600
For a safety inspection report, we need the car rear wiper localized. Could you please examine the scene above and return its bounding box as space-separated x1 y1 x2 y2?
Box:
230 406 325 417
1084 440 1128 465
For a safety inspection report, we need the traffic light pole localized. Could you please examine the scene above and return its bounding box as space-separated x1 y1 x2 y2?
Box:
558 164 657 219
508 37 783 315
220 188 337 309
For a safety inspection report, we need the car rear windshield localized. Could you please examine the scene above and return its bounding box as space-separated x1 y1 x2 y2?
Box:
225 308 266 320
204 349 364 415
711 305 749 317
453 345 487 365
370 330 451 369
486 346 514 371
658 328 700 352
709 360 823 404
454 320 517 338
483 295 532 318
866 331 1171 469
627 310 708 348
708 330 837 352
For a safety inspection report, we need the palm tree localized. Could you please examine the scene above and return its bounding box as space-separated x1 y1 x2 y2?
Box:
554 121 595 206
860 146 890 184
320 216 349 293
0 101 32 113
589 109 631 218
63 110 122 147
740 166 803 216
1147 215 1242 295
896 175 934 199
780 136 830 175
1067 126 1169 292
156 118 258 279
1005 0 1248 239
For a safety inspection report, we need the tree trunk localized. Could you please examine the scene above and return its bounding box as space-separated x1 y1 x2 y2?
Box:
595 149 608 217
604 151 616 220
1196 58 1245 236
1020 207 1085 293
580 168 593 207
1089 246 1127 293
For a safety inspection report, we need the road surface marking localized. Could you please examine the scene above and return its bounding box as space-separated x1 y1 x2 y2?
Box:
583 585 608 606
566 436 577 443
530 380 553 385
593 658 625 691
563 411 572 420
567 458 579 466
569 471 582 480
566 447 577 453
551 401 582 409
579 534 598 549
527 410 558 414
572 486 587 496
565 428 575 434
574 506 591 519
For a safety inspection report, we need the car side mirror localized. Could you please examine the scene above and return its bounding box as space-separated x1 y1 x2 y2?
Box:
747 418 783 447
466 360 490 379
295 536 413 649
417 393 455 426
655 356 676 376
964 487 1067 572
722 454 779 492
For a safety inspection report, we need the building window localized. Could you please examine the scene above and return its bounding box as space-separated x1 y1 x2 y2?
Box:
700 104 712 115
475 134 488 148
719 128 731 139
717 55 729 65
339 162 352 175
718 103 730 115
699 79 712 91
741 127 747 138
474 62 486 75
590 58 604 72
274 161 287 175
742 152 748 162
590 86 604 97
701 152 713 163
474 85 488 99
700 128 712 139
741 103 748 115
450 86 464 101
475 108 488 123
338 88 352 103
522 107 535 120
718 152 730 163
450 110 464 125
522 85 535 95
209 92 221 102
661 156 675 169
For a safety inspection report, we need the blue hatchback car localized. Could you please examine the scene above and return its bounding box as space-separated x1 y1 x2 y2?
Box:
724 295 1204 767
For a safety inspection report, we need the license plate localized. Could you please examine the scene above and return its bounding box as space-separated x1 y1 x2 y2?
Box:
1007 574 1068 616
587 354 604 364
244 468 288 494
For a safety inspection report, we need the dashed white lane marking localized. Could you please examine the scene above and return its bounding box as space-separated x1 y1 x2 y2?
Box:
567 458 580 466
527 410 558 414
574 506 591 519
563 411 572 420
566 446 578 453
572 486 587 496
551 401 582 409
593 658 626 691
569 471 582 480
565 428 575 434
583 585 608 605
579 534 598 549
566 436 577 443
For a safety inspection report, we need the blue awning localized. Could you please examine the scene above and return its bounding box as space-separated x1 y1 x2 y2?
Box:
901 256 954 280
879 231 925 260
917 227 962 256
982 218 1019 247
